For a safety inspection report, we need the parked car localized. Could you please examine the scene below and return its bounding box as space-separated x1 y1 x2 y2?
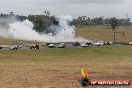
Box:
48 44 56 48
30 44 39 49
57 43 66 48
9 45 22 50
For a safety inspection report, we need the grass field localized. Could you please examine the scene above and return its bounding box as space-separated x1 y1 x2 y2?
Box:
76 25 132 42
0 46 132 88
0 37 44 45
0 25 132 88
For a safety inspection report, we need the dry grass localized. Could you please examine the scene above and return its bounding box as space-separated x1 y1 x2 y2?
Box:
76 25 132 42
0 37 43 45
0 62 131 88
0 46 132 88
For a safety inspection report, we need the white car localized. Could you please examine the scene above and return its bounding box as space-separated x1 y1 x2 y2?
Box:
81 43 88 47
129 42 132 45
48 44 56 48
57 43 66 48
94 41 113 46
9 45 22 50
94 42 104 46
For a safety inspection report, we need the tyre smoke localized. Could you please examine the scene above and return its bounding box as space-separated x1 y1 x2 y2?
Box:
0 15 89 43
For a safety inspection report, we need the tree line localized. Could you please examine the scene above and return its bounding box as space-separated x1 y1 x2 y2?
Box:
73 16 131 26
0 12 131 33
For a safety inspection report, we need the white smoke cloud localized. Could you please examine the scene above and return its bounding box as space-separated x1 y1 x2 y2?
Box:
0 15 88 43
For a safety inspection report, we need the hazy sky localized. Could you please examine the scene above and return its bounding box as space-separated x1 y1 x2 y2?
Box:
0 0 131 18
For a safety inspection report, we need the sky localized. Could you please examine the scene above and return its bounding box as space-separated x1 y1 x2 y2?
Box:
0 0 132 19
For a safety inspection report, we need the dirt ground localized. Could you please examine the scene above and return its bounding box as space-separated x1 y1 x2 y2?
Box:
0 46 132 88
0 61 131 88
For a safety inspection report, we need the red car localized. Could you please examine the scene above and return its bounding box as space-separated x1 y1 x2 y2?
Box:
30 44 39 49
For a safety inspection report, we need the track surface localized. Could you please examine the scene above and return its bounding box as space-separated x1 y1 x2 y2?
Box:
0 43 85 50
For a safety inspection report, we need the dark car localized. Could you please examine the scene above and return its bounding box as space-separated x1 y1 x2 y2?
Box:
72 41 80 46
0 45 3 49
104 42 112 45
85 42 92 45
30 44 39 49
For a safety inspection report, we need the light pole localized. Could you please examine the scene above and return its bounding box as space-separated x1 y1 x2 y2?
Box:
49 33 52 43
13 29 15 38
64 29 65 42
114 31 116 42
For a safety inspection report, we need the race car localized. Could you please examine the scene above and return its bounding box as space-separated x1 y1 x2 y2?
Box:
57 43 66 48
72 41 80 46
30 44 39 49
9 45 22 50
48 44 56 48
0 45 3 49
94 41 105 46
81 43 88 47
85 42 92 45
129 42 132 45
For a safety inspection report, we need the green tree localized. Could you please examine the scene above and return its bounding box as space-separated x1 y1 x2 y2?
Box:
110 17 118 31
50 16 59 25
34 18 44 32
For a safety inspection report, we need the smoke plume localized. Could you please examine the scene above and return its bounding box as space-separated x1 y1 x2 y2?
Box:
0 15 88 42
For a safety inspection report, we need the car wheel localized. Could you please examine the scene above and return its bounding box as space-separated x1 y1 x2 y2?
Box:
80 77 91 86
